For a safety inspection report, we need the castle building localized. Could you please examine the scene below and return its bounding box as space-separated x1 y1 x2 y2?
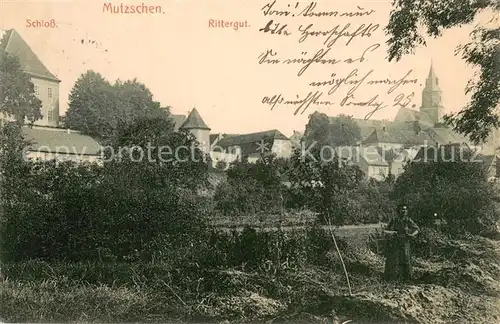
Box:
178 108 211 154
170 109 293 167
1 28 101 163
1 29 60 127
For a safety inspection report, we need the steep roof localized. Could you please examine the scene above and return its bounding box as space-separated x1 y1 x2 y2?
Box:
170 114 186 131
362 127 435 146
394 107 420 122
428 126 472 146
179 108 210 130
22 126 102 156
209 134 221 146
1 29 60 82
215 130 289 156
351 118 417 141
426 62 439 89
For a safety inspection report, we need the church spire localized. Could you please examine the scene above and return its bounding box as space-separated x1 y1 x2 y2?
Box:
425 60 439 89
420 61 444 125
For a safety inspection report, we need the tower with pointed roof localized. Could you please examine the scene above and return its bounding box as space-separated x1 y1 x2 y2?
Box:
420 62 444 125
179 108 211 153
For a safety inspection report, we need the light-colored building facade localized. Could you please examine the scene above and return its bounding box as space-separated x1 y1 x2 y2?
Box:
336 146 390 181
22 125 102 164
1 29 102 163
215 129 293 162
1 29 61 127
170 110 293 167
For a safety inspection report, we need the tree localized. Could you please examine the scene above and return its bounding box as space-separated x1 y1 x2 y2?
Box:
65 71 170 143
0 52 42 125
105 116 210 192
0 122 33 206
377 147 399 177
285 147 371 224
65 71 117 140
303 112 361 150
214 154 288 216
113 78 169 126
329 114 362 147
391 158 499 234
386 0 500 143
215 159 227 171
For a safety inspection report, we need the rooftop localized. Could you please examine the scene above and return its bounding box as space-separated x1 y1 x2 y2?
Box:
179 108 210 130
1 29 60 82
22 125 102 156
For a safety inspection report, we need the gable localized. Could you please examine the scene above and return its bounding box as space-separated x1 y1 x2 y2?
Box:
216 130 289 156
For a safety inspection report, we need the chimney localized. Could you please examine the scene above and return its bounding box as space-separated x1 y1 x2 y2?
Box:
413 121 421 135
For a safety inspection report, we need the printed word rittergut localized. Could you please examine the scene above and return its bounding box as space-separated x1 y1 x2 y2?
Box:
208 19 250 31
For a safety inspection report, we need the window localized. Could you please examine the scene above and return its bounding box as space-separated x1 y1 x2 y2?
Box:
48 87 52 99
34 85 39 95
47 110 53 121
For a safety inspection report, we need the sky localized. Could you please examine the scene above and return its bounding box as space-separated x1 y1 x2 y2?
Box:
0 0 489 136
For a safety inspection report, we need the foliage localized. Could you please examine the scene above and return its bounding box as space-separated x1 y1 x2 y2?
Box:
391 158 499 234
0 122 33 202
0 157 210 262
215 159 228 171
0 116 210 262
0 52 42 125
386 0 500 143
303 112 361 150
65 71 170 143
214 154 286 216
105 115 210 192
285 147 386 225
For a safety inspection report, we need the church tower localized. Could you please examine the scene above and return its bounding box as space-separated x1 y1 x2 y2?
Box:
179 108 211 154
420 62 444 125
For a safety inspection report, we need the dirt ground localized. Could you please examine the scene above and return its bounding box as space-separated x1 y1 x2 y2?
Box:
207 231 500 324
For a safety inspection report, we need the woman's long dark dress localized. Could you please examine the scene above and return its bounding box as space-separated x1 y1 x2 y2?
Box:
384 216 419 281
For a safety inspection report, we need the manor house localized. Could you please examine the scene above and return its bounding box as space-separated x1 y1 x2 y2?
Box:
0 29 102 163
330 64 500 180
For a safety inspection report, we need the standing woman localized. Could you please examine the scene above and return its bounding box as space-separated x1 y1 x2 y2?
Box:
384 205 420 282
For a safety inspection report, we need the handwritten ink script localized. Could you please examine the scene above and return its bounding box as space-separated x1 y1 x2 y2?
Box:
257 0 417 118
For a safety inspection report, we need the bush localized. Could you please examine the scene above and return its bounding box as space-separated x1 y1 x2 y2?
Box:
0 117 212 263
213 155 284 216
392 159 500 234
0 160 209 262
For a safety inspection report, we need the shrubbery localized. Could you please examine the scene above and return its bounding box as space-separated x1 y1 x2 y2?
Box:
392 159 500 234
213 155 286 216
0 120 210 262
213 148 395 226
0 159 210 262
